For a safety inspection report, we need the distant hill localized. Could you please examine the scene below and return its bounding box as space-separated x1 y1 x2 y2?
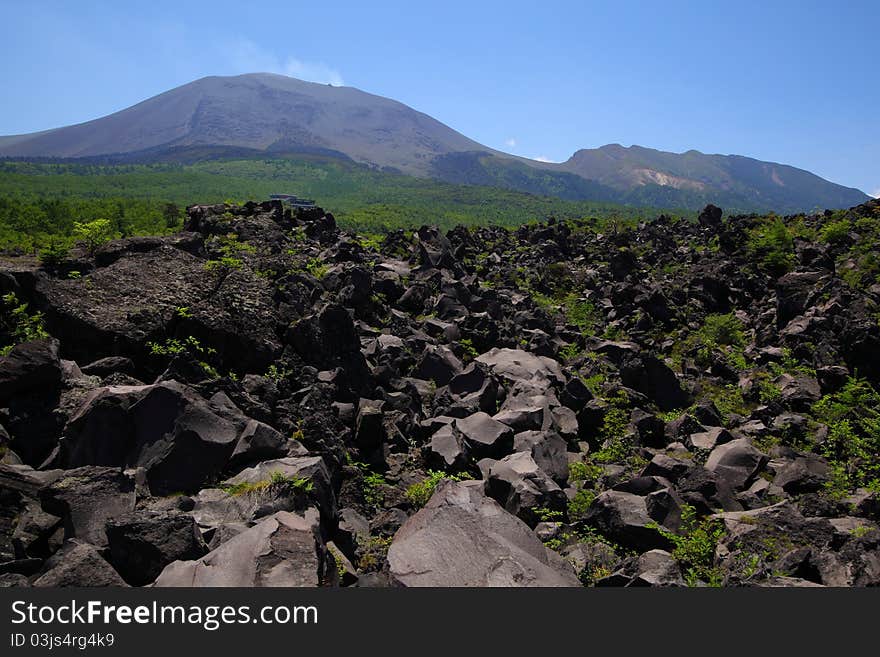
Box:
0 73 869 212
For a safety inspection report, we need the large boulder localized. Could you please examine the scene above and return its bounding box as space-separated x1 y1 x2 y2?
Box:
620 354 689 411
32 540 127 587
60 381 242 495
454 412 514 459
0 339 62 403
475 348 565 386
39 467 136 547
387 480 580 587
153 509 331 587
584 490 678 552
219 456 336 523
485 452 567 523
106 512 208 586
704 438 767 491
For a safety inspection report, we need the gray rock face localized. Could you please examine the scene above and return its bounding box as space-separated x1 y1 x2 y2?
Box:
485 452 567 523
387 481 580 587
33 541 127 587
704 438 767 491
454 412 514 458
153 509 329 587
0 339 62 403
39 467 136 547
475 348 565 386
106 512 208 586
220 456 336 522
584 490 676 552
61 381 242 495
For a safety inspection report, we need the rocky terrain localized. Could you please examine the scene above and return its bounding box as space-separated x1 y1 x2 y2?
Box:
1 197 879 587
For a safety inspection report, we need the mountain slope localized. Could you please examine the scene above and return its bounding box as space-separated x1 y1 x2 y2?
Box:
555 144 868 212
0 73 869 212
0 73 495 176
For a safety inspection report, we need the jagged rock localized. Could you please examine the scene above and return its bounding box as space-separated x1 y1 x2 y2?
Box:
387 480 580 586
106 512 207 586
219 456 336 523
584 490 677 552
40 467 136 547
427 423 468 470
485 452 567 522
685 427 733 452
629 549 685 587
154 509 331 587
81 356 135 377
60 381 241 495
228 419 289 469
32 541 127 587
0 338 62 403
620 354 689 411
773 455 831 494
454 412 514 459
512 430 569 484
413 345 463 385
475 348 565 386
704 438 767 491
698 204 723 230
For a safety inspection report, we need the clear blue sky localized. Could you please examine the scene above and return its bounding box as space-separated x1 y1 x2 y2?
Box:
1 0 877 195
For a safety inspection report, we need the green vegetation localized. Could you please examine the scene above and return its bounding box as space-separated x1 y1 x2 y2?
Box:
405 470 472 508
147 335 220 379
812 377 880 496
204 233 256 273
593 391 632 463
748 216 795 276
72 218 116 255
220 470 314 496
0 292 49 355
0 159 669 253
651 504 724 586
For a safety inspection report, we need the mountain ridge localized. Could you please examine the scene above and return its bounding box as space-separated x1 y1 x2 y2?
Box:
0 73 869 212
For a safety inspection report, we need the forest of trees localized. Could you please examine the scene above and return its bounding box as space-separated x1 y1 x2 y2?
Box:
0 159 679 253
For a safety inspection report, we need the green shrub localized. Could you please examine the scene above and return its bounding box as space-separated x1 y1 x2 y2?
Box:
699 313 745 348
0 292 48 356
652 504 724 586
38 240 70 268
813 378 880 495
819 219 850 244
405 470 471 508
73 218 115 255
749 217 794 276
567 488 596 521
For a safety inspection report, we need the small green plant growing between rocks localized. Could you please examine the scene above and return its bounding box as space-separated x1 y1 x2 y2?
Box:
748 217 795 276
0 292 48 356
221 471 314 496
459 337 478 361
304 258 328 279
38 239 70 268
812 377 880 496
204 233 255 272
405 470 472 508
650 504 724 586
147 335 219 378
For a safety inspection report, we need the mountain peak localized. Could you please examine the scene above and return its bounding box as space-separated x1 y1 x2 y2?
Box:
0 76 868 212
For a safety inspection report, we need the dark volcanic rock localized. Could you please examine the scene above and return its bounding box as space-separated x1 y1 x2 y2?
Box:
60 381 242 495
154 509 330 587
106 512 207 586
620 354 689 411
0 339 62 403
387 481 579 586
